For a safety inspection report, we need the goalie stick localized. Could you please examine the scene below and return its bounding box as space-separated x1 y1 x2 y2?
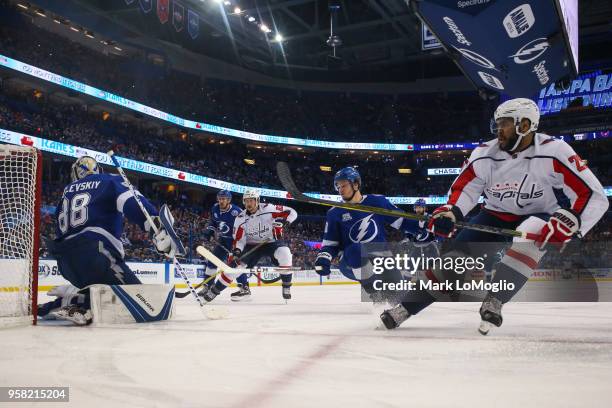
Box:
107 150 205 309
276 162 539 241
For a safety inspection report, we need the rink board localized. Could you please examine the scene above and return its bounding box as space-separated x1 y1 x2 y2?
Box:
28 259 612 291
34 259 356 290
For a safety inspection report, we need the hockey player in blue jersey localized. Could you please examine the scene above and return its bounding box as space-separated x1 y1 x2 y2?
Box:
198 190 245 300
38 156 179 325
313 167 407 294
401 198 439 258
402 199 436 246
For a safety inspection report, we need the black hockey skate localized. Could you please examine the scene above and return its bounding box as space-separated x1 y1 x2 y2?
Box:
380 305 411 330
50 305 93 326
201 285 221 303
282 283 291 300
478 293 503 335
196 283 210 298
230 283 251 302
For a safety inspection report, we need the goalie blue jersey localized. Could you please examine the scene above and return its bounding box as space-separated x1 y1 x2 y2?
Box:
321 194 406 257
206 203 242 240
54 173 157 258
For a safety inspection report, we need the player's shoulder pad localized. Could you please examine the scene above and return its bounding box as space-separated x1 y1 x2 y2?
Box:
230 204 241 216
102 173 125 186
326 206 341 216
534 133 568 156
535 132 558 146
236 209 247 218
364 194 389 204
464 137 498 163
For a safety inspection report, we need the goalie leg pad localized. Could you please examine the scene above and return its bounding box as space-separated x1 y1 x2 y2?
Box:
89 284 175 324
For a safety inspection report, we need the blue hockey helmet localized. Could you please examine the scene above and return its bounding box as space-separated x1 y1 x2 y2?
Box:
333 167 361 191
217 190 232 199
413 198 426 210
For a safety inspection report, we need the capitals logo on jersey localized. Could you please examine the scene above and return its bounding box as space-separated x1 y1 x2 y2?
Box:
348 214 378 243
485 174 544 208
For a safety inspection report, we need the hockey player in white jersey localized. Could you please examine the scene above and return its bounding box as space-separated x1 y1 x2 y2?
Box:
380 98 609 333
200 189 298 302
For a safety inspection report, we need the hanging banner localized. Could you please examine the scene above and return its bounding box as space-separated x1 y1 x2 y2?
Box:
157 0 170 24
139 0 153 14
188 9 199 39
173 2 185 32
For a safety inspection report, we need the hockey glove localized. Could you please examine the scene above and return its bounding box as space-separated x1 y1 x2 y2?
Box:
535 209 580 251
427 205 463 238
314 252 333 276
228 248 243 268
144 216 172 255
203 228 215 242
273 220 287 240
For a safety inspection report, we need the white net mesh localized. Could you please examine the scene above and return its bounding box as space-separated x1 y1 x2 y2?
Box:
0 145 39 327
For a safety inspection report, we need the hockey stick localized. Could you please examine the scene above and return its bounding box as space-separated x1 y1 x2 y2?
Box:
276 162 539 241
107 150 205 308
174 241 269 297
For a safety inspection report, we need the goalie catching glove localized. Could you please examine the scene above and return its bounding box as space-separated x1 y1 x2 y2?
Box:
535 209 580 251
427 204 464 238
145 204 186 258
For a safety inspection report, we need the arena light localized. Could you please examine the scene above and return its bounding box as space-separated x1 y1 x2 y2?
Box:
70 26 80 32
244 159 255 165
84 31 95 39
320 166 332 172
233 7 241 14
35 9 46 17
16 3 28 10
53 19 61 24
274 33 283 42
259 24 271 33
248 16 256 22
114 46 122 51
398 168 412 174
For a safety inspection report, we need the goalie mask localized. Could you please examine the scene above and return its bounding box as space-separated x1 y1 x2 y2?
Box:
71 156 101 182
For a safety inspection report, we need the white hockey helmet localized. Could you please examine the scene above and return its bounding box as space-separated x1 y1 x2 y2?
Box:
242 188 260 205
71 156 100 182
492 98 540 151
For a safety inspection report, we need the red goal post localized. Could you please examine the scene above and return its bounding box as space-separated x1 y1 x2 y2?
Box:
0 144 42 327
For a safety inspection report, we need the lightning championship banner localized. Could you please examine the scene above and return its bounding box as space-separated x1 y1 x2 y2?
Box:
413 0 578 97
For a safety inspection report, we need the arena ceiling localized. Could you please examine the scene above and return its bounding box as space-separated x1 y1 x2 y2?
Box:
20 0 612 82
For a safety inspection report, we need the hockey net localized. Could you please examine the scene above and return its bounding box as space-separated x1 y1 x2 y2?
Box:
0 145 41 327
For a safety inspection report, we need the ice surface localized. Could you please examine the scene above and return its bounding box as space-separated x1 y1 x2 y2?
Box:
1 285 611 408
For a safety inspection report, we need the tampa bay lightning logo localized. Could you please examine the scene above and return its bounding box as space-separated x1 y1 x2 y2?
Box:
349 214 378 243
218 221 231 235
